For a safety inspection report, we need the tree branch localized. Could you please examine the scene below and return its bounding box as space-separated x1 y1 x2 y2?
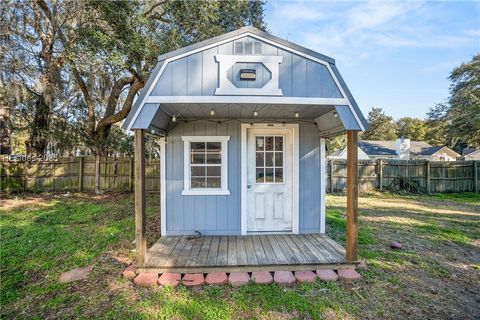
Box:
104 76 135 119
96 79 143 130
36 0 96 135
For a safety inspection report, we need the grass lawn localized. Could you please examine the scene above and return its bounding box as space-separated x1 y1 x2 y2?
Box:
1 191 479 319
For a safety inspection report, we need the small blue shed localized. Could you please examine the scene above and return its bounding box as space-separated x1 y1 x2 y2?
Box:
123 27 366 273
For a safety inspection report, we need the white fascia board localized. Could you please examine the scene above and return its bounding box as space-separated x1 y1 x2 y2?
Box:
146 96 348 105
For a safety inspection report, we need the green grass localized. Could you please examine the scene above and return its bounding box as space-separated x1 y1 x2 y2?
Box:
1 192 479 319
431 192 480 204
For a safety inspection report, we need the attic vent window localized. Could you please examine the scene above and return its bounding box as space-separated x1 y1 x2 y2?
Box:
240 69 256 81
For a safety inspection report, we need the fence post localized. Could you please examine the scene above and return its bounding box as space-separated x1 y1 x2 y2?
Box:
474 161 478 194
329 159 334 193
129 157 134 192
78 157 84 191
23 161 28 192
426 160 431 195
94 155 101 193
378 159 383 191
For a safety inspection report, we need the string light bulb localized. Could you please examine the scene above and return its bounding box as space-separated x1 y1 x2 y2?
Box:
295 112 299 118
210 109 215 116
172 115 177 122
253 111 258 117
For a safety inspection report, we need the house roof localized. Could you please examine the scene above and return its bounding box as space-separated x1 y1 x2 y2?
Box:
123 26 368 132
358 140 432 156
417 146 443 156
462 147 479 156
419 146 460 157
328 150 342 157
357 140 460 157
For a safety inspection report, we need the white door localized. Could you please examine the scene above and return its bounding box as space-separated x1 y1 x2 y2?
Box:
246 128 293 232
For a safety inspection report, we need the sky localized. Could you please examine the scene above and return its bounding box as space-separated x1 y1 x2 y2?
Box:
264 0 480 120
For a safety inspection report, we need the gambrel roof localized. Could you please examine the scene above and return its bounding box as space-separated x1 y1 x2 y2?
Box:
123 26 367 136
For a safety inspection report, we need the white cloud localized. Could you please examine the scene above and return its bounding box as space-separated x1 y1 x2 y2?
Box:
268 1 479 66
345 1 420 31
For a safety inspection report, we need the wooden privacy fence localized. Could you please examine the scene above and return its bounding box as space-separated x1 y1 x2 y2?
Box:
0 157 478 194
328 159 479 194
0 157 160 193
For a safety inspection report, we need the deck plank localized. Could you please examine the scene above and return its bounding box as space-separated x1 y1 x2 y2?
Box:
252 235 268 264
227 236 238 266
146 236 178 266
236 236 248 265
289 235 321 263
282 235 309 263
244 236 258 265
185 236 205 266
175 236 197 267
273 234 299 264
307 234 342 262
311 234 345 261
206 236 220 266
266 235 289 264
195 236 212 265
259 235 279 264
164 236 188 267
217 236 229 266
319 235 347 256
297 234 329 263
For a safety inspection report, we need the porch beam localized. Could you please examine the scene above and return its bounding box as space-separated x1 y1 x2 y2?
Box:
346 130 359 261
145 95 348 105
134 129 147 266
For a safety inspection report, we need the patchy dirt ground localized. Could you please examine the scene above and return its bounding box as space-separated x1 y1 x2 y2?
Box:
0 192 479 319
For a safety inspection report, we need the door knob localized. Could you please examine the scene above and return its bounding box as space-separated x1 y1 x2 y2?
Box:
247 185 252 189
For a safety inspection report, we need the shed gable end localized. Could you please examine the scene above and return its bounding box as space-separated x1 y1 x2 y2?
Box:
150 36 343 98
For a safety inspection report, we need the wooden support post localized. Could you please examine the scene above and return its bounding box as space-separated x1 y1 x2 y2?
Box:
329 159 334 193
426 160 431 195
134 130 147 266
346 131 358 262
129 157 134 192
473 161 478 194
378 159 383 191
78 157 84 191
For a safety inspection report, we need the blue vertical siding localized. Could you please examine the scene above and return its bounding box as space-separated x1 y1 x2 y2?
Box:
165 120 321 235
298 124 321 233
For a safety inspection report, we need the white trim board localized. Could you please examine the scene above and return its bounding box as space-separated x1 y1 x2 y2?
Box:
160 137 167 236
145 96 348 106
126 31 365 131
240 123 299 235
181 136 231 196
215 54 283 96
320 137 326 234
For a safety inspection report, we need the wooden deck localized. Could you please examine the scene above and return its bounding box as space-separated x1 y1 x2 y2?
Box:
139 234 354 273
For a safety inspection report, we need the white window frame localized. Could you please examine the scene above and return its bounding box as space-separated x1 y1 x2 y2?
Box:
181 136 230 196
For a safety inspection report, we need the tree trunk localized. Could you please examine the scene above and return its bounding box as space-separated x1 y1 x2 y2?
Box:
25 96 50 156
0 102 11 155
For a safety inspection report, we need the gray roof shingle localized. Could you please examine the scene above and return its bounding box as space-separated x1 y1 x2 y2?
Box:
358 140 433 156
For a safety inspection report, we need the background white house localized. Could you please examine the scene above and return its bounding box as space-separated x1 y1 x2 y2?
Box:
328 138 460 161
